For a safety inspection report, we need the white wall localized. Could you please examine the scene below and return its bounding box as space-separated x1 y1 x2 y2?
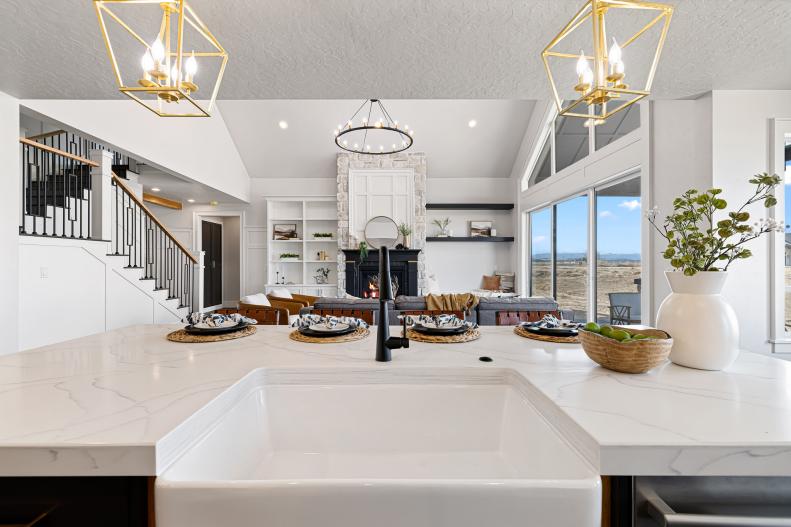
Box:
649 96 712 322
710 91 791 354
19 100 251 202
0 91 19 354
425 178 516 292
18 237 181 351
636 91 791 355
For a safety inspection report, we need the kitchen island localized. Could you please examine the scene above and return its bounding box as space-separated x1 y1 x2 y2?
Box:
1 325 790 525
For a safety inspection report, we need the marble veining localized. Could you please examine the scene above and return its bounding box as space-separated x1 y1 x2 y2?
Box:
0 325 790 477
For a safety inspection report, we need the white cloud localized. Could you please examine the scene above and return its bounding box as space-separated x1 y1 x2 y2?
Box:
533 235 547 243
599 210 614 219
619 199 641 211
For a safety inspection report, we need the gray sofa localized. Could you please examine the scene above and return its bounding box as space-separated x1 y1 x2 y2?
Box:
476 296 565 325
300 297 399 325
301 295 566 326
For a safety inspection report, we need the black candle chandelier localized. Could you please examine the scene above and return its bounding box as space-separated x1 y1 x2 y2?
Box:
333 99 414 155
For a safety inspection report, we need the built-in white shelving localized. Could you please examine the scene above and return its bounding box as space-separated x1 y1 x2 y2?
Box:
266 197 338 296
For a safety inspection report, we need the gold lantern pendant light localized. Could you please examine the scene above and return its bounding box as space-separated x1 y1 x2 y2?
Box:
542 0 673 126
94 0 228 117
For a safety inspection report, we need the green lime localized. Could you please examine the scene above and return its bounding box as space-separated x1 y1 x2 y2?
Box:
600 325 614 338
633 334 649 340
611 329 630 342
584 322 601 333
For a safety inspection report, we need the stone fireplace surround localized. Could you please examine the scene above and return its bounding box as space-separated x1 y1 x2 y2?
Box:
336 152 427 296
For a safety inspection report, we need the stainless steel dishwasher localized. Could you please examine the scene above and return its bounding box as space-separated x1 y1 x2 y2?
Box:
634 477 791 526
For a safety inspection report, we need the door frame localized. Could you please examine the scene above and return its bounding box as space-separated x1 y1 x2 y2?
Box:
193 211 245 311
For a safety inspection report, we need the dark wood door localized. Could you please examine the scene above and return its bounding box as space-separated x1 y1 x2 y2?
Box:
202 220 222 307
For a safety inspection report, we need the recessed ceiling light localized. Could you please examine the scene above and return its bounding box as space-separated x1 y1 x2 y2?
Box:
151 187 161 192
187 199 195 203
468 119 477 128
278 120 289 129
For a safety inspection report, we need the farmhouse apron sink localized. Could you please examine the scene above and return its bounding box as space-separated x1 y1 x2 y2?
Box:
156 368 600 527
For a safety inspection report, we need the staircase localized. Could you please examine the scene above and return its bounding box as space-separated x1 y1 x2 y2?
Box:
18 133 196 318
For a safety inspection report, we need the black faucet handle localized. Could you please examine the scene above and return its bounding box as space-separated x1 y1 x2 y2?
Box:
401 316 410 348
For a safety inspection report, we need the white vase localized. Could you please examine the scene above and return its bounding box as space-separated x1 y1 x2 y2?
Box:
656 271 739 371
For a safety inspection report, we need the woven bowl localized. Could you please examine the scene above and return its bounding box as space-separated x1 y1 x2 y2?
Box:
579 326 672 374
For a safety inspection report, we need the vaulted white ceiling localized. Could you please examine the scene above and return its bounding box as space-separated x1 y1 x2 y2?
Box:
217 100 535 178
1 0 789 100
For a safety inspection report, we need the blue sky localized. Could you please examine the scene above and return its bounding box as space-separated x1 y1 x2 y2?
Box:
531 195 642 256
786 159 791 232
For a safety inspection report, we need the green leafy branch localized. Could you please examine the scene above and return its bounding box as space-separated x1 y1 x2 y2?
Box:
646 173 783 276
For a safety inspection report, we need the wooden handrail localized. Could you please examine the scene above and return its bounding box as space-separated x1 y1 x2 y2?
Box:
19 137 98 167
25 129 67 141
112 173 197 263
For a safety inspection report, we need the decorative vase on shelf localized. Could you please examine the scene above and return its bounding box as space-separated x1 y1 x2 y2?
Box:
656 271 739 371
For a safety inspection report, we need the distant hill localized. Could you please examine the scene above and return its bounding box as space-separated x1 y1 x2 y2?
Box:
532 252 640 262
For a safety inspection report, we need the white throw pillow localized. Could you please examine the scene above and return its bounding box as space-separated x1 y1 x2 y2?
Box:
270 287 293 299
240 293 271 307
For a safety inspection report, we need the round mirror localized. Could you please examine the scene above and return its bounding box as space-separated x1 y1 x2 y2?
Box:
364 216 399 248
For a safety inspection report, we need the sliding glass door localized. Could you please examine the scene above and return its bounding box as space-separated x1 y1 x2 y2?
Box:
595 177 642 324
529 208 552 297
526 174 642 325
555 195 588 322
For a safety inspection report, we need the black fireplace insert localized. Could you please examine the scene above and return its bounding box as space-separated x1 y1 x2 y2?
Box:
342 249 420 297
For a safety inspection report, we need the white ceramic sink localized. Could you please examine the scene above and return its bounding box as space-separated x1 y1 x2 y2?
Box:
156 368 600 527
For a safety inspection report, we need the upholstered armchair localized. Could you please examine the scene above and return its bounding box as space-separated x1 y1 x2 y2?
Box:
266 293 319 318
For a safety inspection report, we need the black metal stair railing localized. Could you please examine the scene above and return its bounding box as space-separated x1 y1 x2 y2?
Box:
25 129 137 176
18 136 196 313
19 138 97 239
111 175 197 312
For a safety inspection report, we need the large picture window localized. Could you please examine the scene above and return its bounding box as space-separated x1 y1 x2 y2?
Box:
595 177 642 324
522 102 642 191
526 175 642 325
530 207 552 297
555 195 588 322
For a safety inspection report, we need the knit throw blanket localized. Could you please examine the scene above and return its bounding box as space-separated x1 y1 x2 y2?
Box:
425 293 479 314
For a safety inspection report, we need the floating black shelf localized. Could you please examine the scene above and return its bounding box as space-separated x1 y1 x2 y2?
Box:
426 203 514 210
426 236 514 243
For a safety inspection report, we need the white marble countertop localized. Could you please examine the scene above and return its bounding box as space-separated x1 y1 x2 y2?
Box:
1 325 790 477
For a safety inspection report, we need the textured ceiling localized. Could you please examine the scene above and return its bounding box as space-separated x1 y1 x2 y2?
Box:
217 99 535 178
1 0 789 100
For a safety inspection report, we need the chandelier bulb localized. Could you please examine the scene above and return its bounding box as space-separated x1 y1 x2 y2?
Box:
365 144 371 150
575 49 591 77
342 140 348 146
141 50 155 72
170 64 180 84
608 38 622 65
379 145 384 151
150 38 165 63
353 143 359 150
185 51 198 77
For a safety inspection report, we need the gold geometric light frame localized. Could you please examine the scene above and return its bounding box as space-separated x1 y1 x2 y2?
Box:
542 0 673 123
94 0 228 117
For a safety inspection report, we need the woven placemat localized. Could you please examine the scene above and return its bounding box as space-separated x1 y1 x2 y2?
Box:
406 327 481 344
167 325 257 343
289 327 370 344
513 325 579 344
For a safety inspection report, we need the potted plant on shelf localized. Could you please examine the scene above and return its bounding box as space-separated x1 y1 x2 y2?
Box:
312 232 334 240
397 223 413 248
647 172 782 370
432 218 451 237
279 252 300 261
